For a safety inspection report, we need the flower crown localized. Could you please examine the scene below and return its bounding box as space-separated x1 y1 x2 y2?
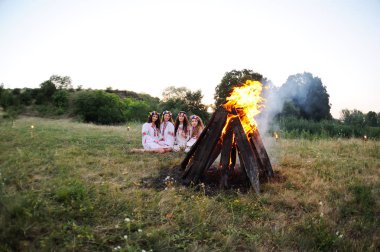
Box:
149 111 159 116
190 115 198 120
178 111 187 116
162 110 172 116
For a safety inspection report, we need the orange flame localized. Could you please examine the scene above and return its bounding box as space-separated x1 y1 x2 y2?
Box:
223 80 265 135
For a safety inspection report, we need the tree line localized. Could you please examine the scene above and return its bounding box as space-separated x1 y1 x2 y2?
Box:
0 75 209 124
1 71 379 138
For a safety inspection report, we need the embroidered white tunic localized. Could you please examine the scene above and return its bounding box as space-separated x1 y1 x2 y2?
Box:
185 126 203 152
173 124 190 151
142 122 162 149
159 121 175 147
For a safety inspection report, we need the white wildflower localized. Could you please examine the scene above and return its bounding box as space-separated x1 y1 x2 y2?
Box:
124 235 128 239
125 217 131 222
138 228 142 232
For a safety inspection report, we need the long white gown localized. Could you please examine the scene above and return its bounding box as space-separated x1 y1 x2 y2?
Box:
173 124 190 152
159 121 175 148
142 122 163 149
185 126 203 152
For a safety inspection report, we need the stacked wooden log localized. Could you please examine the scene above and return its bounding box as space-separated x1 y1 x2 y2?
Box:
181 106 273 193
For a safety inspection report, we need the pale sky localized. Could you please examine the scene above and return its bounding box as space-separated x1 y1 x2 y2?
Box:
1 0 379 118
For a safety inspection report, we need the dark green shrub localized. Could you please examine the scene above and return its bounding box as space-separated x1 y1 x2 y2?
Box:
0 89 16 110
74 90 126 124
20 89 33 106
52 90 69 108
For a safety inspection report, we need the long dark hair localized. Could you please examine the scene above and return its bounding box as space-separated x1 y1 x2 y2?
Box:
147 111 160 129
174 111 189 135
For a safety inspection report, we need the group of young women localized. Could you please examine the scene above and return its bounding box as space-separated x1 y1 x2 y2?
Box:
132 110 205 153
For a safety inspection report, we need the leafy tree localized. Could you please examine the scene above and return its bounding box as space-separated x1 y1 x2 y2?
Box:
138 93 160 111
280 72 331 121
365 111 378 127
20 89 33 106
0 89 14 110
36 80 57 104
279 101 301 118
184 90 208 120
52 90 69 109
214 69 266 107
11 88 21 96
74 90 126 124
124 98 150 122
50 75 73 90
159 86 208 121
162 86 188 101
341 109 365 127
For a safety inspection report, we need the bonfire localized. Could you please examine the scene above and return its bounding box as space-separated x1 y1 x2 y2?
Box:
181 80 274 193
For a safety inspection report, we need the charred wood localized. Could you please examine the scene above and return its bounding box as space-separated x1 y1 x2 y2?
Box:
231 118 260 193
182 107 228 184
250 130 274 178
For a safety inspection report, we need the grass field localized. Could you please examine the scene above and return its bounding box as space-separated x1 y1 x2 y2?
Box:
0 116 379 251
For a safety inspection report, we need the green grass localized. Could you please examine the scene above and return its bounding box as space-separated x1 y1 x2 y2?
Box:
0 117 379 251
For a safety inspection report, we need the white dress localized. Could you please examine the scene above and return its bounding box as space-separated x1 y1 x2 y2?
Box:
185 127 202 152
142 123 163 150
159 121 175 148
173 124 190 152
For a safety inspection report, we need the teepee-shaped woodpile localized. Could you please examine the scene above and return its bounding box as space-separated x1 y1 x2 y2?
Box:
181 106 273 193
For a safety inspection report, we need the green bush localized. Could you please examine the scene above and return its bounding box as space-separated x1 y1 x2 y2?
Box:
124 98 150 122
35 80 57 105
3 106 22 119
52 90 69 109
0 89 17 110
20 89 33 106
74 90 126 124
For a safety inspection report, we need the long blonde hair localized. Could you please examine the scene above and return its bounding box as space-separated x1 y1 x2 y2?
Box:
161 110 174 124
190 115 204 138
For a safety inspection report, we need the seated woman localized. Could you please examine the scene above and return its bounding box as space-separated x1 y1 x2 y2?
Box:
158 110 175 150
131 111 171 153
173 111 190 152
185 115 205 152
